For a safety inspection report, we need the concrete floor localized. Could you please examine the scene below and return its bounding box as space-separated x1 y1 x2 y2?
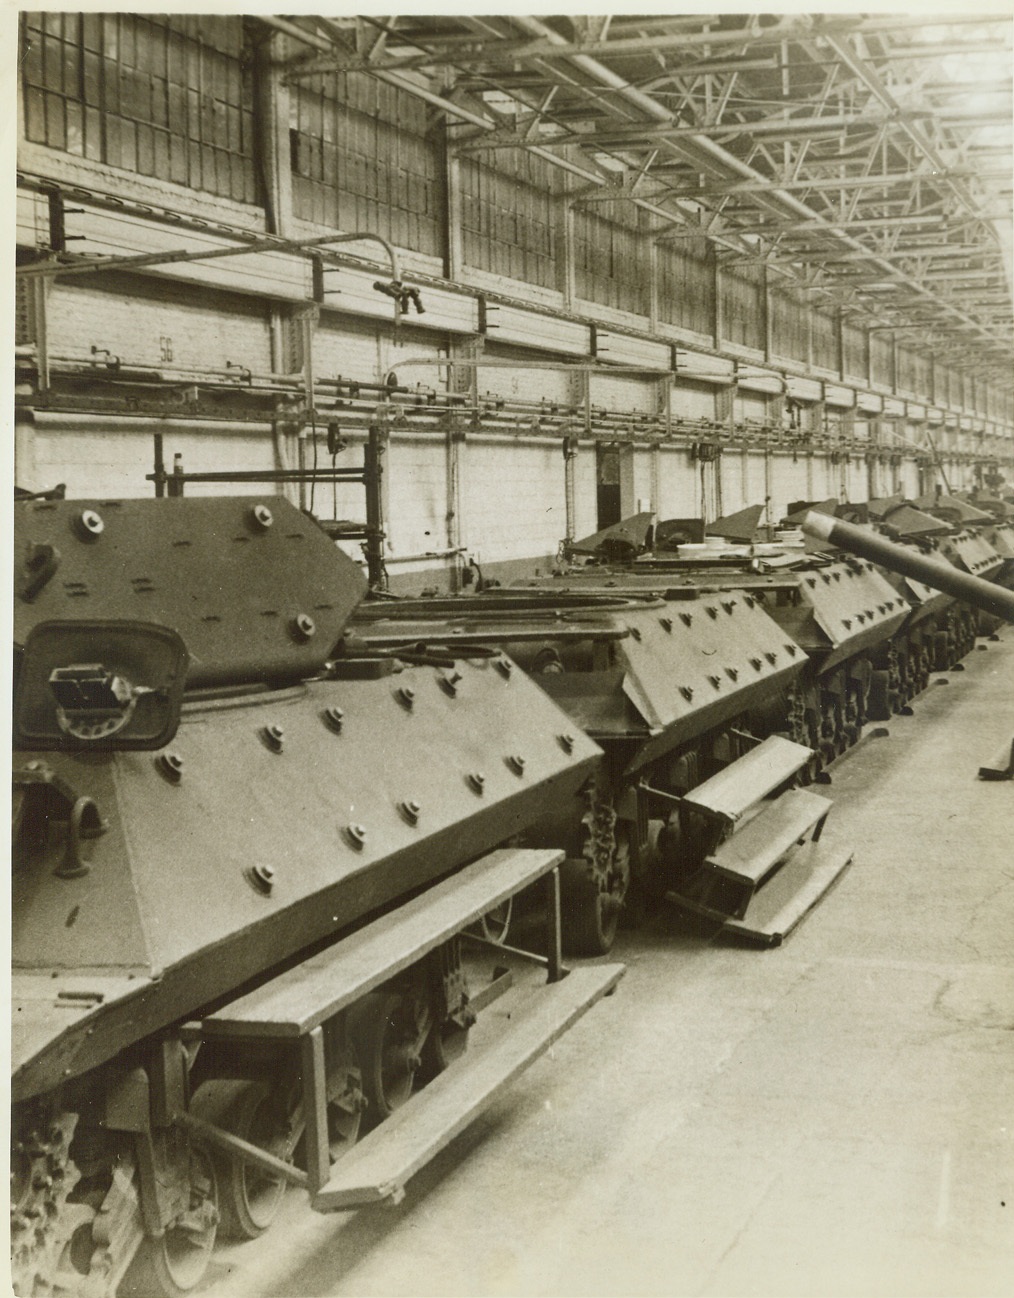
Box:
201 631 1014 1298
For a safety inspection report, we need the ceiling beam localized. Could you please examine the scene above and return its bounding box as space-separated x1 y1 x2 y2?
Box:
646 169 1012 196
512 108 979 152
731 215 945 234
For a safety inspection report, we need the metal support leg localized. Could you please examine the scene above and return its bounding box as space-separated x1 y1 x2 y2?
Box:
300 1026 330 1196
544 867 564 984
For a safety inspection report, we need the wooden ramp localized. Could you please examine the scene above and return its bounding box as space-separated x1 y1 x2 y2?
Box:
669 737 853 945
196 847 624 1212
313 963 623 1211
720 838 854 947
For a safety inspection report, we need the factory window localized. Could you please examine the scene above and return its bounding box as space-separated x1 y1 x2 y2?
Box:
897 346 931 398
460 153 558 289
19 13 257 204
719 266 765 352
290 72 442 257
658 237 714 337
870 332 895 388
769 288 808 364
842 320 869 381
574 208 647 315
811 309 838 373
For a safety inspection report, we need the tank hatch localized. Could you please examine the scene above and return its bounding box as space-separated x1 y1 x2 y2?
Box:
942 531 1005 582
606 598 806 774
14 497 367 687
793 560 909 660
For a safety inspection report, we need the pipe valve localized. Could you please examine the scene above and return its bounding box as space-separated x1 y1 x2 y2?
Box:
373 280 425 315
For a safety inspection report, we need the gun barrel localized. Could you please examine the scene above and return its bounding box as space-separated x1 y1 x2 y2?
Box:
801 511 1014 624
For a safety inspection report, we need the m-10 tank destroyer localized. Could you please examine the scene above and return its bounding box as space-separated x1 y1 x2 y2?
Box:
354 589 853 952
11 495 623 1297
801 510 1014 625
809 495 1010 707
512 517 909 775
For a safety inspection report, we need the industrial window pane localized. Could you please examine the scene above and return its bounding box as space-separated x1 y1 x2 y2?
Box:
44 91 66 150
216 149 231 194
20 13 255 203
82 13 101 53
168 132 186 184
43 35 63 92
84 107 101 160
120 118 137 170
24 86 45 142
23 27 43 86
136 122 154 174
104 115 122 166
151 80 169 129
118 17 134 69
82 51 101 106
103 69 119 114
134 20 151 74
65 100 84 155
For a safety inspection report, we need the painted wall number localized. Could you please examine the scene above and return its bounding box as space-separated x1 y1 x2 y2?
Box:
159 336 174 362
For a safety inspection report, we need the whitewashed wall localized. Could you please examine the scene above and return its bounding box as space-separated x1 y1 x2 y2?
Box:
20 272 977 590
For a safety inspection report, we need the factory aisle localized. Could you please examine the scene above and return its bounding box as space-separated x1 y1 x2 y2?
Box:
201 632 1014 1298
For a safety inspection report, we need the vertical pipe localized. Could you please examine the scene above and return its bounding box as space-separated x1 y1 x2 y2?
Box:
153 433 166 498
255 30 294 237
442 122 463 282
563 438 577 544
364 426 387 589
445 423 462 593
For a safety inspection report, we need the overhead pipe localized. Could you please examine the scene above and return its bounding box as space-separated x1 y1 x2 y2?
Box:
19 227 421 322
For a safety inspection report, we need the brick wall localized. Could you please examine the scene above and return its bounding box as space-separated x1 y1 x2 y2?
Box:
46 277 273 372
462 438 567 564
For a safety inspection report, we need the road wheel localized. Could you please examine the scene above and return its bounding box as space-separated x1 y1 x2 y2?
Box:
348 990 432 1129
121 1145 218 1297
190 1080 290 1242
561 830 630 957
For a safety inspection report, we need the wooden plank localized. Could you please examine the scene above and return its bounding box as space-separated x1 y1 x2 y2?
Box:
203 848 564 1039
312 963 625 1212
706 789 831 885
722 841 854 947
682 736 812 823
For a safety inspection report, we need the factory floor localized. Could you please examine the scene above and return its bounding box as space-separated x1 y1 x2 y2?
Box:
201 630 1014 1298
